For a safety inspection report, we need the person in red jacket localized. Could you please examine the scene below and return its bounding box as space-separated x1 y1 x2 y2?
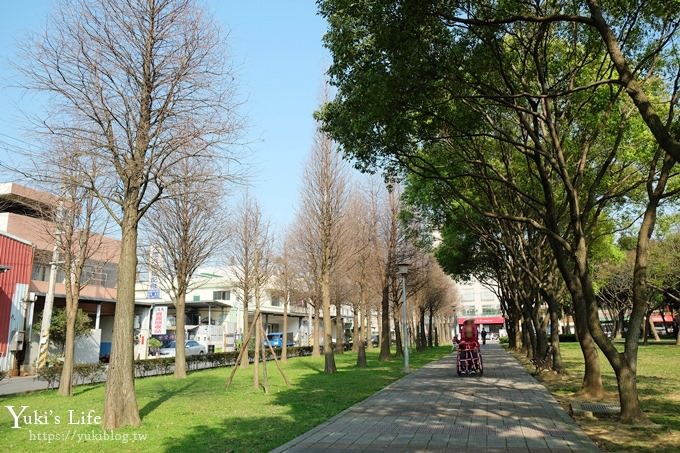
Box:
455 319 483 375
456 319 480 351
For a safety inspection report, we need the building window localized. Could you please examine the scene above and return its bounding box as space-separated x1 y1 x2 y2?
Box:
82 266 106 286
213 290 230 301
461 289 475 302
79 261 118 288
270 296 281 307
480 288 496 302
482 305 500 315
193 295 200 302
463 305 476 316
31 262 50 281
266 323 280 333
137 269 148 283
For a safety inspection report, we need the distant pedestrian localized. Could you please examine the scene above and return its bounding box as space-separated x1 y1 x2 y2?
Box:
481 328 487 345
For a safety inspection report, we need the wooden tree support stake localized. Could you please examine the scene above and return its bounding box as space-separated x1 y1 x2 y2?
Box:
264 324 290 386
225 307 290 389
225 308 260 388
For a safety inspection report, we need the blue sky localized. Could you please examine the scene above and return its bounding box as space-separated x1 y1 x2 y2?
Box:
0 1 330 232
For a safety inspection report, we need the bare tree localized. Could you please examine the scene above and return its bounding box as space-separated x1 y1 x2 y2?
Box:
272 232 297 362
42 145 114 396
331 270 353 354
20 0 240 428
289 218 322 356
230 192 260 369
343 189 380 366
143 159 227 379
373 184 403 361
299 104 349 374
251 209 273 391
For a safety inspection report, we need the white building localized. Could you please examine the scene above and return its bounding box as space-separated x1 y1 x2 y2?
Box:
133 266 355 359
455 278 505 335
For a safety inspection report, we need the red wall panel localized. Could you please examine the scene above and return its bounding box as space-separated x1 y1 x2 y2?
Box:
0 233 33 357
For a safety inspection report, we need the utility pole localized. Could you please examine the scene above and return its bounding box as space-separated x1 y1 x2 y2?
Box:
398 263 409 373
37 202 64 370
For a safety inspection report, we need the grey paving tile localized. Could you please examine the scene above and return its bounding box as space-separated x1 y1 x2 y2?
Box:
271 345 600 452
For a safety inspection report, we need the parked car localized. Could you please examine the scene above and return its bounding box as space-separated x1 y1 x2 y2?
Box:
264 332 294 348
159 340 206 357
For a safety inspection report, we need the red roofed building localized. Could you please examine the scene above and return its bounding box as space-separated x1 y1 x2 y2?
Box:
0 182 121 374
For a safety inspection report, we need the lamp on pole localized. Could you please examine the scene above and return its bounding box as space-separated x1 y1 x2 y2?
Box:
398 263 409 373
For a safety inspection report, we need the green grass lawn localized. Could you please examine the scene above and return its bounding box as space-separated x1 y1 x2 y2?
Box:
0 346 450 453
515 342 680 452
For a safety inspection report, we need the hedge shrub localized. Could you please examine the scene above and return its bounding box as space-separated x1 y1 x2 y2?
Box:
35 345 317 390
74 363 105 385
36 364 62 389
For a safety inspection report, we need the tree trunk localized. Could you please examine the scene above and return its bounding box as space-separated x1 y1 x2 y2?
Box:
376 307 382 350
394 316 403 357
281 292 288 362
616 363 644 422
260 327 269 395
418 309 426 352
58 294 77 396
572 296 605 399
352 307 361 352
356 342 367 367
521 319 531 357
240 289 249 368
511 309 522 350
312 304 320 357
428 307 434 348
335 302 344 354
357 294 367 367
551 241 605 399
410 317 418 350
507 316 519 349
580 254 642 418
532 309 549 360
613 316 622 339
434 325 439 347
103 213 141 429
260 318 269 394
548 301 564 373
379 284 391 361
393 302 403 357
174 292 187 378
253 312 261 390
322 273 337 373
362 306 369 348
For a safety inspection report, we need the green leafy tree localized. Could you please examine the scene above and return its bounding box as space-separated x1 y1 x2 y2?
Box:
317 0 680 423
33 308 92 355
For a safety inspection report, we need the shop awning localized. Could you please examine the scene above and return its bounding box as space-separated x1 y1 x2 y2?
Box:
458 316 505 325
651 313 676 324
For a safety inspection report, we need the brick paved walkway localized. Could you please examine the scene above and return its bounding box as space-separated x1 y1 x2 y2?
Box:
272 344 599 452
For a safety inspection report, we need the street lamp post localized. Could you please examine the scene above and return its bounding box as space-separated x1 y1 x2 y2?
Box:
398 263 409 373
